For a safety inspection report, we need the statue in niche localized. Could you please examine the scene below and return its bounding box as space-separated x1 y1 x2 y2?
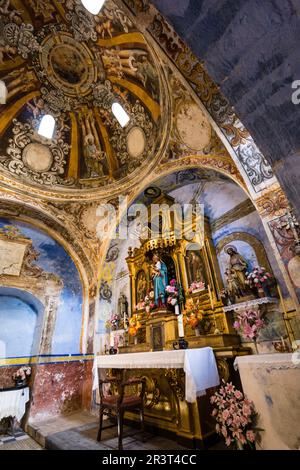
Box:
224 268 243 300
84 134 105 178
225 246 248 294
186 250 206 284
118 293 128 316
136 271 147 303
151 254 168 306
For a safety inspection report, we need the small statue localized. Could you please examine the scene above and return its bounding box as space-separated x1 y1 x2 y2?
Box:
226 246 248 294
118 293 128 317
224 268 243 302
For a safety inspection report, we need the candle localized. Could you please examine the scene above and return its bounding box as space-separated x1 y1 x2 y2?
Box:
280 336 285 351
123 312 126 329
110 331 114 347
177 314 185 338
208 284 214 310
175 304 180 316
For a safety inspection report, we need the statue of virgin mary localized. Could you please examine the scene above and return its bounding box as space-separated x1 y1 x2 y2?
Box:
151 254 168 306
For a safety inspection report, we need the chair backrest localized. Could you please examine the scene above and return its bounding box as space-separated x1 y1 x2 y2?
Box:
98 375 146 407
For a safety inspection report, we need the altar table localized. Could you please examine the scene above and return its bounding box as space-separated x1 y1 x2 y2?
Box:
0 386 29 422
234 353 300 450
93 347 220 403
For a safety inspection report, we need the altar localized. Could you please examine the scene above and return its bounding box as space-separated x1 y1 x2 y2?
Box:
93 348 220 402
93 348 221 448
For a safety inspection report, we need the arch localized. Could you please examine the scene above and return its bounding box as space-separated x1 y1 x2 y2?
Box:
0 287 44 358
0 205 89 354
215 232 272 274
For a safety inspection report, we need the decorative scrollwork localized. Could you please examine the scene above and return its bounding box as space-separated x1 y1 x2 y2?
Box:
165 369 185 401
100 280 112 302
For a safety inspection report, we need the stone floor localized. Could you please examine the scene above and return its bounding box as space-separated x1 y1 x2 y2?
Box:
0 411 227 451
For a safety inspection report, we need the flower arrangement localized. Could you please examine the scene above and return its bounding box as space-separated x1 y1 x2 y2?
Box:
105 313 121 331
165 279 184 306
188 281 205 293
233 309 266 344
13 366 31 384
210 380 260 449
144 290 156 312
246 266 275 296
136 301 145 310
182 298 212 334
128 314 142 337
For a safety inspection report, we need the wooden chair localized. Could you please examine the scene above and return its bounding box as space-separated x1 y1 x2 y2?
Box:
97 376 146 450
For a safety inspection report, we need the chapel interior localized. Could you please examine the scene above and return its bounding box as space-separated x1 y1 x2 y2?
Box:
0 0 300 452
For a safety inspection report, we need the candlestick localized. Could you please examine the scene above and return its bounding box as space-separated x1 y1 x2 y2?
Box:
177 314 185 338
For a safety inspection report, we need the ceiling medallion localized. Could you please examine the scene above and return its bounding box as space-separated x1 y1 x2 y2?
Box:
176 103 211 151
39 32 97 97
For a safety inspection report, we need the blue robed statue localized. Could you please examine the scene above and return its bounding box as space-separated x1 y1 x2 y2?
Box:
151 254 168 306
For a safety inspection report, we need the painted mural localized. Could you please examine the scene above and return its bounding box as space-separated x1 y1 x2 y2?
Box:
0 218 83 357
0 0 165 191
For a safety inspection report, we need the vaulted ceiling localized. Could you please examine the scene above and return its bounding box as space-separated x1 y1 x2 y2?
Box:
0 0 167 193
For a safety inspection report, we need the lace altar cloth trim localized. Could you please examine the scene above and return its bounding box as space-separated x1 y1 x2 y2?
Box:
234 353 300 371
223 297 278 312
93 348 220 403
0 387 29 421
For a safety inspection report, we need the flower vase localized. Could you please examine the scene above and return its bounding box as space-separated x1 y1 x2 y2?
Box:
253 339 259 354
134 336 138 345
236 441 244 450
14 379 26 387
257 287 265 298
195 328 200 337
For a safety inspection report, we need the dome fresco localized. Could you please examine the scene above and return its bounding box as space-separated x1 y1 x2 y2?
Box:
0 0 165 191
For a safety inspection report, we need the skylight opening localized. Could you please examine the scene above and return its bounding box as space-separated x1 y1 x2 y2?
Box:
81 0 105 15
38 114 56 139
112 102 130 128
0 80 8 105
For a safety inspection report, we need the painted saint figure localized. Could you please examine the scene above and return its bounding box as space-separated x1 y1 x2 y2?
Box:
226 246 248 293
84 134 105 178
151 254 168 306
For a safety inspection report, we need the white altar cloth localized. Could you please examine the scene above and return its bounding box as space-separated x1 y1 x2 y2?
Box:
0 387 29 421
93 347 220 403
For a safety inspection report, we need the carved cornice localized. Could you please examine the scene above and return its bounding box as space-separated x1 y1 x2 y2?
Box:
256 186 290 219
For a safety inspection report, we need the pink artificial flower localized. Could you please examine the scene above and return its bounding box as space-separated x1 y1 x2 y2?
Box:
246 430 256 442
215 423 220 433
222 409 230 421
225 437 232 446
235 390 243 400
212 408 217 416
242 404 252 418
170 279 176 286
221 426 228 438
225 382 234 393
